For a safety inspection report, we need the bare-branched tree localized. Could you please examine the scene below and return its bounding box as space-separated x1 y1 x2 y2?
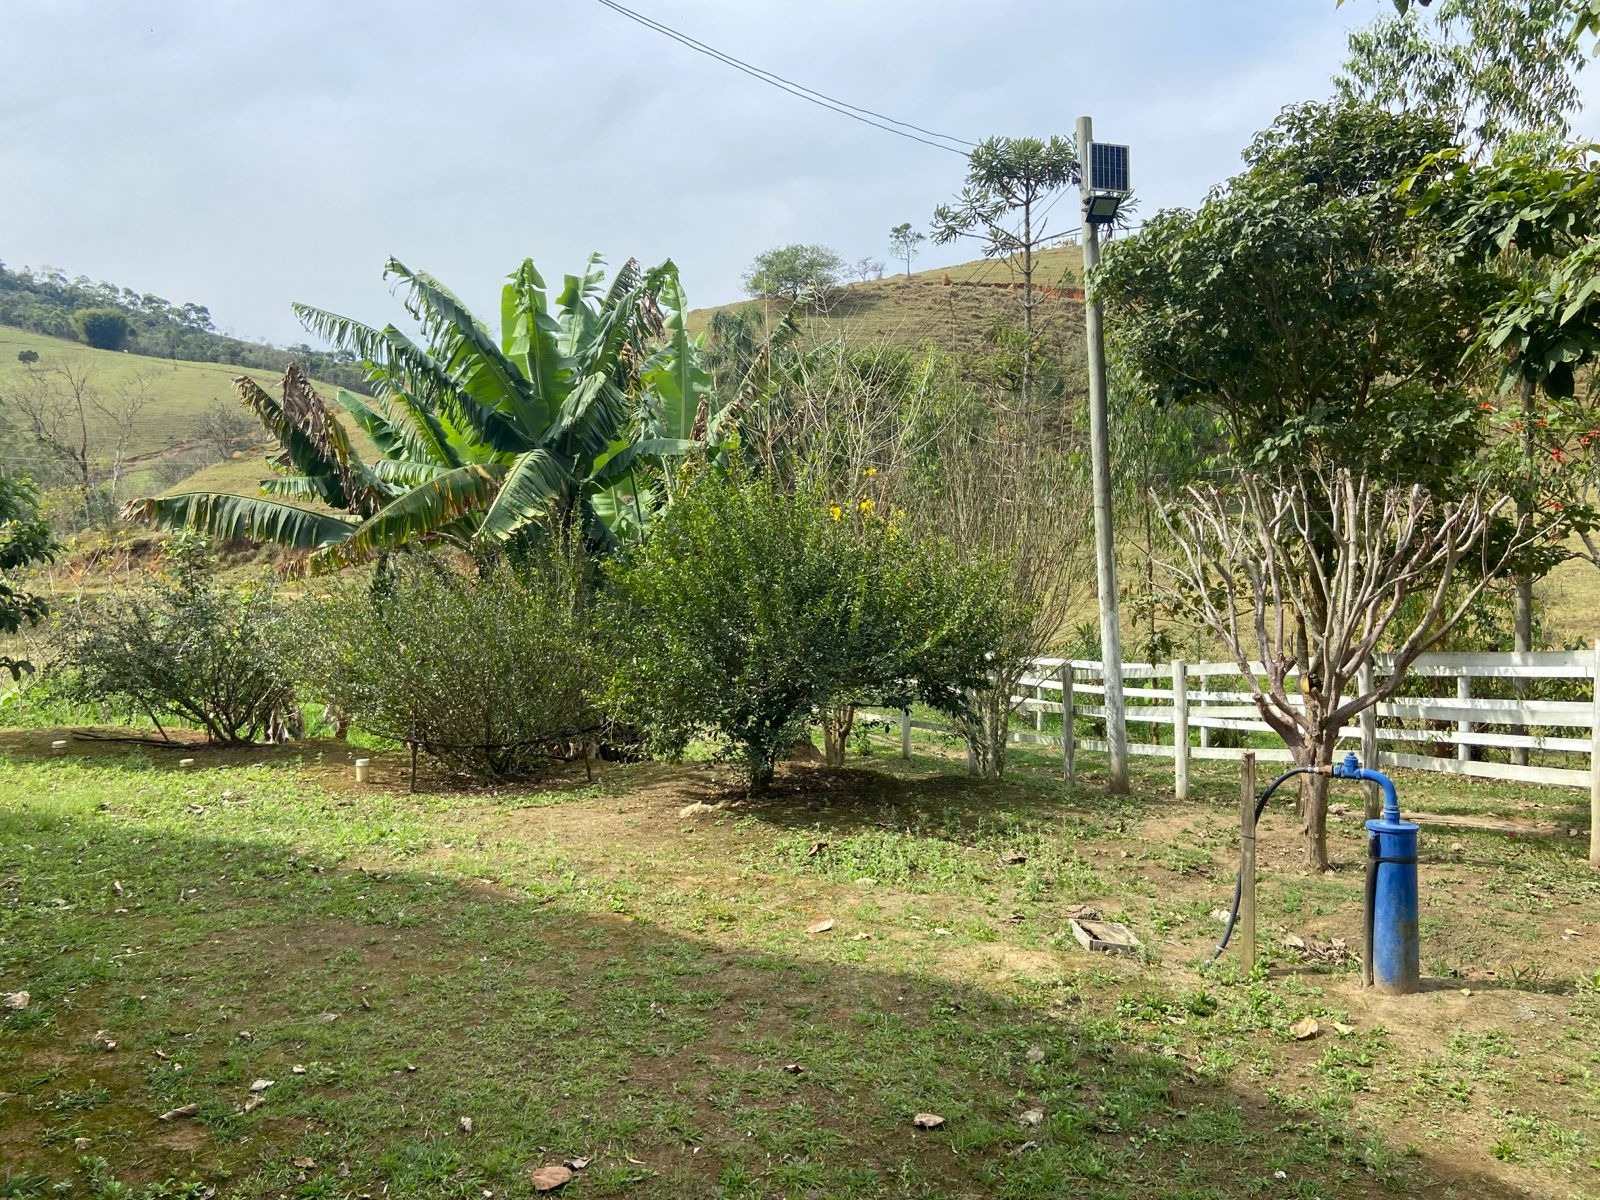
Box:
917 422 1093 778
1159 464 1540 870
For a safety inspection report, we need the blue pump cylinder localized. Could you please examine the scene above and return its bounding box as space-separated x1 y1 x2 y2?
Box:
1332 753 1420 995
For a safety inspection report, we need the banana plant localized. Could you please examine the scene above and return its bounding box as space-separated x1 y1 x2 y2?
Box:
125 255 716 569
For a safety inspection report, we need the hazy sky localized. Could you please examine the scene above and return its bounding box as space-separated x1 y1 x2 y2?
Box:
4 1 1597 347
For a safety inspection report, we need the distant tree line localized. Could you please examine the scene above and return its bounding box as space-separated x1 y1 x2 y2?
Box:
0 261 367 390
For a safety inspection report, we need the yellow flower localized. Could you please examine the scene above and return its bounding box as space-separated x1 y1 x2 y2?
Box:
865 466 878 477
829 503 843 521
859 497 876 515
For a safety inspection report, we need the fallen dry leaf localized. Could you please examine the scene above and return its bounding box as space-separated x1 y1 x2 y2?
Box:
1025 1046 1046 1064
1332 1022 1355 1036
805 918 834 935
782 1063 805 1075
249 1078 275 1092
1290 1017 1321 1041
241 1096 265 1114
459 1116 474 1134
998 850 1027 865
291 1064 307 1075
2 991 29 1011
157 1103 200 1122
529 1164 573 1191
563 1156 590 1171
912 1112 945 1129
292 1157 316 1170
806 840 827 857
1019 1108 1044 1126
1283 933 1307 950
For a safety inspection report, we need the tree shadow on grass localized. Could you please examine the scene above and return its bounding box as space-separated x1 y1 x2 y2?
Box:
0 783 1544 1200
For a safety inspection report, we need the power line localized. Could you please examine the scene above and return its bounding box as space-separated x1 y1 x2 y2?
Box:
593 0 974 156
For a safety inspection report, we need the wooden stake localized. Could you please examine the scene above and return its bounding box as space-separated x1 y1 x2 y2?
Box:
1590 640 1600 870
1061 664 1075 784
1172 659 1189 801
900 707 911 761
1240 751 1258 972
1456 673 1472 763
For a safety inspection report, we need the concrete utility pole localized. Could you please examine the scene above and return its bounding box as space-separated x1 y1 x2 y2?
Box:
1077 114 1129 794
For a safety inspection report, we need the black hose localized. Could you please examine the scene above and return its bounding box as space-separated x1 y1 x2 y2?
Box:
1209 766 1317 963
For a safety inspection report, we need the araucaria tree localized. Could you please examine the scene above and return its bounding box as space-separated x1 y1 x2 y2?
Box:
931 136 1077 407
1096 101 1532 870
127 255 713 566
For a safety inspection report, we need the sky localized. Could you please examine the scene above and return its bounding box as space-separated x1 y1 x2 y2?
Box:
4 0 1599 348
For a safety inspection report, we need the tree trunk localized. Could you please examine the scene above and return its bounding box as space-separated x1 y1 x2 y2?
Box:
820 704 855 767
959 682 1011 779
1021 198 1034 413
1513 375 1536 767
1297 737 1337 872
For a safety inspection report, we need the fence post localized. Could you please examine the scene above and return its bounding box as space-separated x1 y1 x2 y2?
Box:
1239 751 1257 972
1590 640 1599 871
1456 672 1472 763
900 707 911 761
1359 660 1379 820
1198 672 1210 748
1034 680 1045 733
1172 659 1189 801
1061 664 1075 784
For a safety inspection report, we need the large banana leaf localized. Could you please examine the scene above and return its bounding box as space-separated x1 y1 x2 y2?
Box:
123 494 357 549
642 273 714 441
589 437 698 490
476 448 570 543
386 259 544 444
310 464 504 570
502 260 569 435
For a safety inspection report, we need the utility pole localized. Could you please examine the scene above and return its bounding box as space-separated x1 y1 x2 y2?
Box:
1077 114 1129 794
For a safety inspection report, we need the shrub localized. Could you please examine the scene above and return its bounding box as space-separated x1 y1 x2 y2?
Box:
51 536 296 743
70 307 130 351
297 547 604 780
604 470 1010 790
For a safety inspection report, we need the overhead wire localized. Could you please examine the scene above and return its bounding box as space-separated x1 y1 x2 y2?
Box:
593 0 975 155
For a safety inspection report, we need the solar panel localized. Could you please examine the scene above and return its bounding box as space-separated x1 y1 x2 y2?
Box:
1088 143 1131 195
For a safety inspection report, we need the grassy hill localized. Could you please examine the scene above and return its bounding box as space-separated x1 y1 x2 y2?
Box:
686 244 1086 359
0 326 365 500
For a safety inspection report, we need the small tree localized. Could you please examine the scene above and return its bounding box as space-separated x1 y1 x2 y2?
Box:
931 136 1078 408
605 470 1006 791
1160 466 1536 870
71 307 131 351
888 223 926 277
52 537 297 744
0 475 58 681
743 244 845 306
194 398 258 462
850 256 886 284
298 545 605 780
16 349 38 365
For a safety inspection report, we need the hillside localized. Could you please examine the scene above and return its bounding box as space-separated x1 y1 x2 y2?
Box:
0 326 363 498
686 244 1086 358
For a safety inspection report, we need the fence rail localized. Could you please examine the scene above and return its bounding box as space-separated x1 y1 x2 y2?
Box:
883 645 1600 866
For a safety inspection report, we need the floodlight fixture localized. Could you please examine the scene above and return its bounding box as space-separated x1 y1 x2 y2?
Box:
1085 193 1123 224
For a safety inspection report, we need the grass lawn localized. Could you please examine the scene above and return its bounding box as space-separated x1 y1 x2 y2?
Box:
1 727 1598 1198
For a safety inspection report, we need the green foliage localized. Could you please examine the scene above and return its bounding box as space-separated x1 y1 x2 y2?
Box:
68 307 130 351
130 255 713 569
49 537 296 744
0 475 58 680
1338 0 1587 154
296 547 605 780
742 244 845 303
888 222 925 277
930 136 1078 254
0 261 366 389
1094 102 1492 488
15 348 37 365
603 470 1011 791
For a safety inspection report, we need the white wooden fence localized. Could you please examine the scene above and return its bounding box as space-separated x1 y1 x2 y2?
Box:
888 646 1600 862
